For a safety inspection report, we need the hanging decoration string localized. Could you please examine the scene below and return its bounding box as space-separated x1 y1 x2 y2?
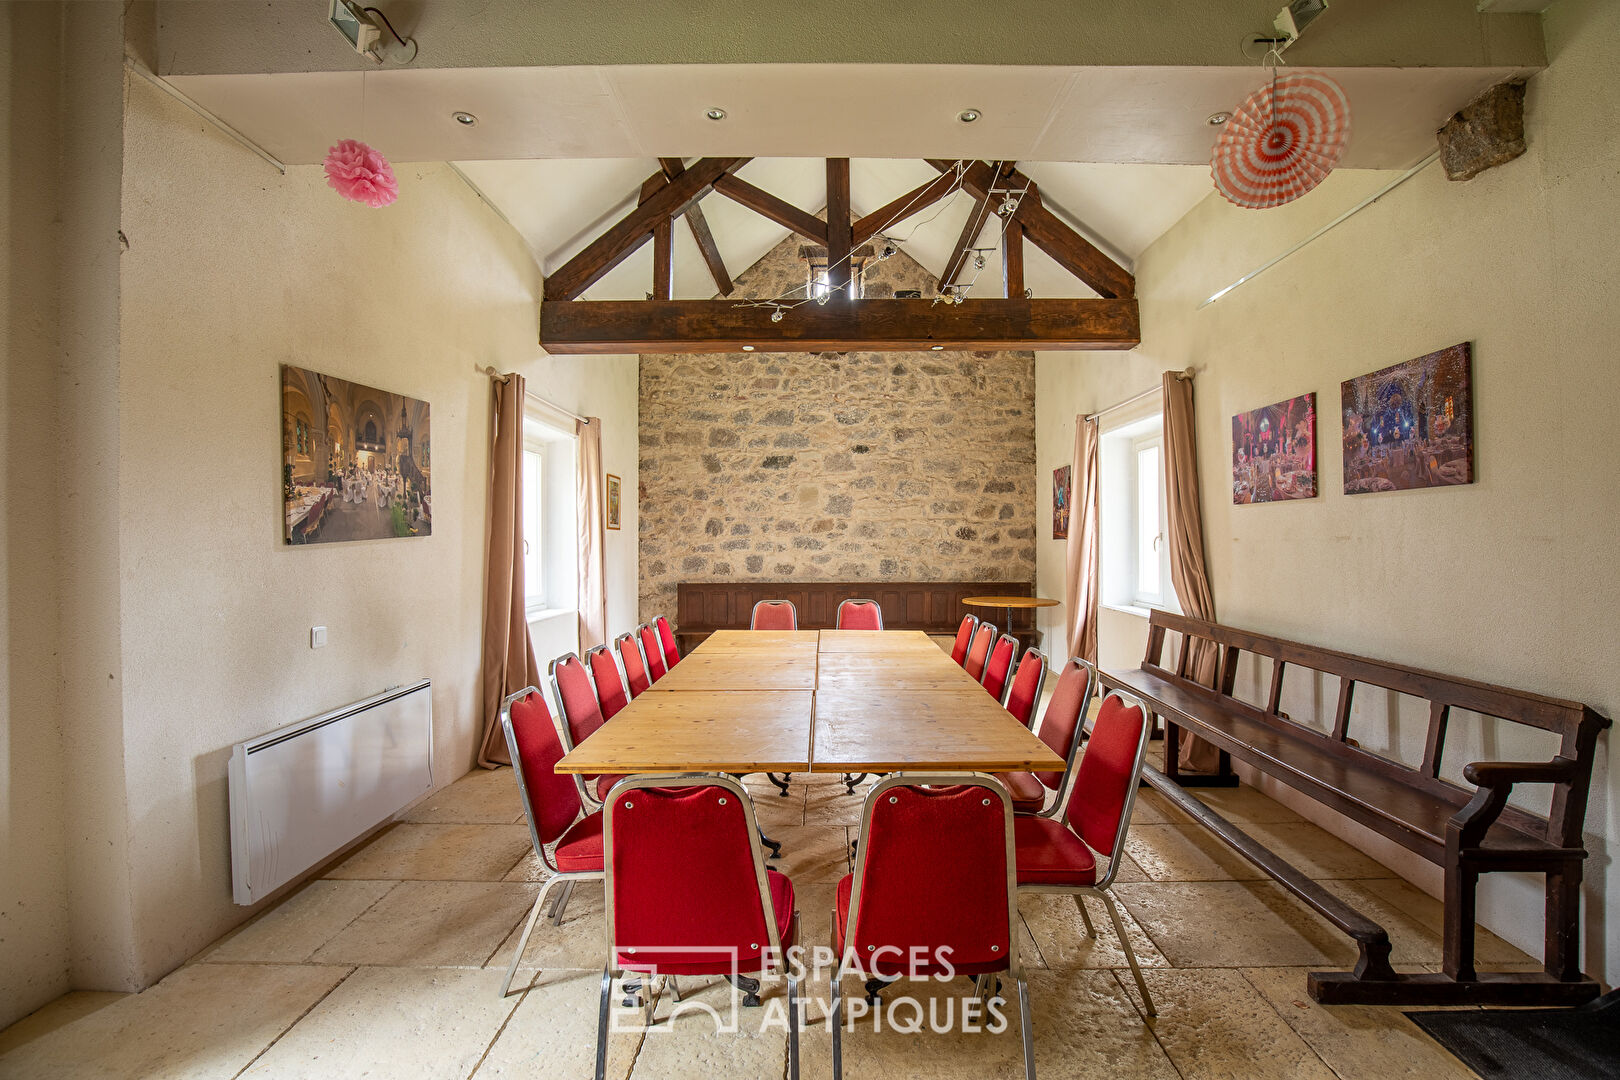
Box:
324 69 399 208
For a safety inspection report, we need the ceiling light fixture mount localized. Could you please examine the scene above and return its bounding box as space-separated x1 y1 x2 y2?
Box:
958 109 982 123
705 107 727 121
452 111 478 126
1207 111 1232 126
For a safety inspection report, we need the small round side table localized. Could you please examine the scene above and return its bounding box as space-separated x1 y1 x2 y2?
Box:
962 595 1060 644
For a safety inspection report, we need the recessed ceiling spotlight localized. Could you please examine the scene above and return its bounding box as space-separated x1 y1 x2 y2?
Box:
1207 111 1232 126
705 107 727 121
452 111 478 126
930 344 945 350
958 109 982 123
741 345 755 351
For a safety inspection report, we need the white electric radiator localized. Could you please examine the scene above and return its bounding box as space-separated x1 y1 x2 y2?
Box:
229 679 433 905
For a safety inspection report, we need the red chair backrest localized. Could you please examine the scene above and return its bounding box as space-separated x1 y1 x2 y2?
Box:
587 646 630 720
1004 649 1046 728
950 614 978 666
550 653 604 748
638 624 668 680
617 633 650 698
654 615 681 668
751 600 797 630
962 624 996 681
982 635 1016 701
1035 659 1092 790
847 781 1012 977
1066 693 1148 858
503 689 583 847
836 599 883 630
605 781 774 972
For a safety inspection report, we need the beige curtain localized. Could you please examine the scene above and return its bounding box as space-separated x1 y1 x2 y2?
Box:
576 417 608 652
1162 370 1222 773
1064 416 1101 663
477 374 542 769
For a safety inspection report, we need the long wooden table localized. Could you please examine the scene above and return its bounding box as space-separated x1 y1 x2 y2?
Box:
557 629 1062 777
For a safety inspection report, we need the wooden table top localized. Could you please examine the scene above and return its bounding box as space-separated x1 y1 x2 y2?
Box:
815 652 984 691
817 630 942 653
811 687 1065 773
699 630 822 651
962 596 1061 609
648 650 817 691
557 690 814 774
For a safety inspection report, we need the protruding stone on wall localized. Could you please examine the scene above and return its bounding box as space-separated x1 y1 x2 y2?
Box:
1437 81 1527 182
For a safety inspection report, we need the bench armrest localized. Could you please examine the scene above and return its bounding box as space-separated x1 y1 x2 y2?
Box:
1448 756 1577 849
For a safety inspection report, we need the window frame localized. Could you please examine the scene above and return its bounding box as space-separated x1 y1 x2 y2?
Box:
521 438 547 617
1130 431 1170 609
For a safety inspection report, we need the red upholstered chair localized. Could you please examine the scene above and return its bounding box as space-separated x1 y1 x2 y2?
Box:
832 776 1033 1080
981 633 1018 702
835 598 883 630
598 775 800 1080
653 614 681 669
499 686 605 997
998 656 1095 816
638 624 668 681
950 613 980 666
586 644 630 721
1014 690 1155 1016
962 623 997 682
615 631 651 698
750 599 798 630
1003 648 1048 729
548 653 624 807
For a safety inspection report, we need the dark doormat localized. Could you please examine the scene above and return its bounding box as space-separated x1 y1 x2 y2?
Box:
1407 991 1620 1080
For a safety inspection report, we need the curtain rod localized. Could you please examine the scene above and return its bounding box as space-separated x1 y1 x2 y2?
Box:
481 366 588 425
1084 369 1192 422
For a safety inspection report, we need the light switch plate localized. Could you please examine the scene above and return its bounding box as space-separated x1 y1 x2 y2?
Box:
311 626 328 649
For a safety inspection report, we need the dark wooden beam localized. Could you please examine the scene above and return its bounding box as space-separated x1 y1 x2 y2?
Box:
852 169 960 247
659 158 733 297
1004 218 1025 298
711 174 828 244
540 297 1140 354
927 159 1135 299
825 158 853 299
940 188 994 291
544 157 748 301
651 219 674 300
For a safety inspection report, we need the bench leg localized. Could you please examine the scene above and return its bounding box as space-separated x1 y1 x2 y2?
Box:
1442 859 1479 982
1545 862 1583 982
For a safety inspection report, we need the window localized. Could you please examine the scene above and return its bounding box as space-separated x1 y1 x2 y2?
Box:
521 414 580 624
1099 414 1177 614
522 443 546 613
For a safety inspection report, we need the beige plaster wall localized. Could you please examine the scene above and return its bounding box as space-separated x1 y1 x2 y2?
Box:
1043 0 1619 979
111 75 637 987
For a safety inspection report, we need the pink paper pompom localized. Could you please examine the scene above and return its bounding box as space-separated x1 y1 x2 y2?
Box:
323 139 399 208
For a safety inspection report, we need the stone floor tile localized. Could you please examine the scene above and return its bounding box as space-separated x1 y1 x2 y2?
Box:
802 781 868 827
239 967 515 1080
0 992 127 1057
1017 892 1169 971
503 850 551 883
0 964 348 1080
1124 824 1268 881
1137 967 1338 1080
324 823 533 881
1129 789 1191 826
1240 967 1478 1080
405 767 526 824
1114 881 1357 968
795 883 837 955
312 880 538 967
1241 822 1393 880
743 781 808 830
765 826 851 885
628 973 793 1080
1335 877 1534 965
472 969 646 1080
1187 784 1304 823
494 880 610 977
201 880 397 964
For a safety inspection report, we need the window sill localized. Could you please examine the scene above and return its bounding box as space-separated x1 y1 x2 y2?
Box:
1101 602 1157 620
526 607 576 624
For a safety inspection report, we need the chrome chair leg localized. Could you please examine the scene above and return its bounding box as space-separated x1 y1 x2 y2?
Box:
595 964 614 1080
503 875 563 997
830 968 845 1080
1017 976 1036 1080
1074 893 1096 938
787 971 801 1080
1099 890 1155 1016
550 879 577 926
666 975 681 1003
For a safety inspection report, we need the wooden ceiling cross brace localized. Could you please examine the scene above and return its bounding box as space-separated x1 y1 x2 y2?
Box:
659 158 733 297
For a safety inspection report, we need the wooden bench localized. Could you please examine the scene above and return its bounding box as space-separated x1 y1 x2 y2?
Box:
1101 609 1609 1006
673 581 1038 651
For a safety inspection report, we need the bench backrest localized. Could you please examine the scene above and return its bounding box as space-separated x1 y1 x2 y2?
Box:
1142 610 1608 848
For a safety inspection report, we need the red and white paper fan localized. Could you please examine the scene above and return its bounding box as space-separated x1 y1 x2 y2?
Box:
1212 71 1351 209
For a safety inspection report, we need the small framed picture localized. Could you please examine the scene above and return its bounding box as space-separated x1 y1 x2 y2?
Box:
1052 465 1071 539
606 473 622 530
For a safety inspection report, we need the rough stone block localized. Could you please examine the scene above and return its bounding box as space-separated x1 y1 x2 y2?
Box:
1437 81 1527 182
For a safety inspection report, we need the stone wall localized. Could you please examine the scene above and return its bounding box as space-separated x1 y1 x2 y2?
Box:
638 234 1036 624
